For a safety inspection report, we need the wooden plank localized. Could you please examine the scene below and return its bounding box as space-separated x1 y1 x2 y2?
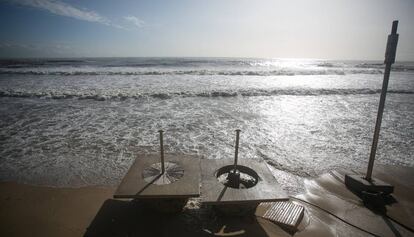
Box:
201 159 288 205
114 154 200 199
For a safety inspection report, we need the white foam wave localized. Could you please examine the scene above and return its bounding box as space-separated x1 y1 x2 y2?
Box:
1 88 412 101
0 68 383 76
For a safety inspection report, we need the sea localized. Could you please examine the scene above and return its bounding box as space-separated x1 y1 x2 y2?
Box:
0 58 413 194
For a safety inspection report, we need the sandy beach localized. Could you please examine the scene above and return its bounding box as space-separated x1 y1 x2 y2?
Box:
0 182 114 237
1 164 413 237
0 181 271 237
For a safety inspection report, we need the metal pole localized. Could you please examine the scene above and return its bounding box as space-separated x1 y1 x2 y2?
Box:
234 129 241 171
159 130 165 174
366 21 399 181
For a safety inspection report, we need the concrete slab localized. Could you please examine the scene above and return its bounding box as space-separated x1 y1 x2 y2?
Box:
114 154 200 199
345 174 394 195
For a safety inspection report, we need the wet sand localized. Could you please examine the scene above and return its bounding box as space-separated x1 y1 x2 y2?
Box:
0 182 114 237
0 181 271 236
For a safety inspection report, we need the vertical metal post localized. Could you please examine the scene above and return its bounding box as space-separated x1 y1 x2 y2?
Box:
366 21 399 181
234 129 241 171
159 130 165 174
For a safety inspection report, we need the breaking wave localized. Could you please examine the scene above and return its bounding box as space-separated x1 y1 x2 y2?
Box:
1 88 412 101
0 68 383 76
355 62 414 72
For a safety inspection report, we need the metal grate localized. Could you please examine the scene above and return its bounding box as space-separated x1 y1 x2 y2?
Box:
261 201 304 230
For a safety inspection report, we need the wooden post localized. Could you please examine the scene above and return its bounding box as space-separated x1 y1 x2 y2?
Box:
366 21 399 181
234 129 241 171
159 130 165 174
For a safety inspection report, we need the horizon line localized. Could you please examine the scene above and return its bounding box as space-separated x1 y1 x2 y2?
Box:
1 56 412 62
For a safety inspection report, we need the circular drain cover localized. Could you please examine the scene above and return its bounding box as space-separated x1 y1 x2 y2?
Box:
142 162 184 185
216 165 259 189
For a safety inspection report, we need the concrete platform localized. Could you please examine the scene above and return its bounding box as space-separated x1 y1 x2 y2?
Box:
201 158 288 205
114 154 200 199
345 174 394 195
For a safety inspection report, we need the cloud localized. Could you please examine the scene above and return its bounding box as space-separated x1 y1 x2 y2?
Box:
124 15 145 28
6 0 145 30
0 41 70 50
0 41 84 57
0 42 29 48
9 0 110 24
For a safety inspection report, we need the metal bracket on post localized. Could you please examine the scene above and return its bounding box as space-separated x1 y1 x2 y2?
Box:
384 21 399 65
159 130 165 174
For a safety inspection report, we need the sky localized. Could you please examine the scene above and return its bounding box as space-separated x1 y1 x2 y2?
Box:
0 0 413 60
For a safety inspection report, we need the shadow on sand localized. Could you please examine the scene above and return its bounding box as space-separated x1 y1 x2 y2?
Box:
83 199 270 237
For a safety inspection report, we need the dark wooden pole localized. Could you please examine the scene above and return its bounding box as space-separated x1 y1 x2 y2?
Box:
159 130 165 174
366 20 399 181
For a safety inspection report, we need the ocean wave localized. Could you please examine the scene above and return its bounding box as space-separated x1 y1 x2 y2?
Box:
1 88 412 101
0 68 383 76
355 62 414 72
316 62 343 68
